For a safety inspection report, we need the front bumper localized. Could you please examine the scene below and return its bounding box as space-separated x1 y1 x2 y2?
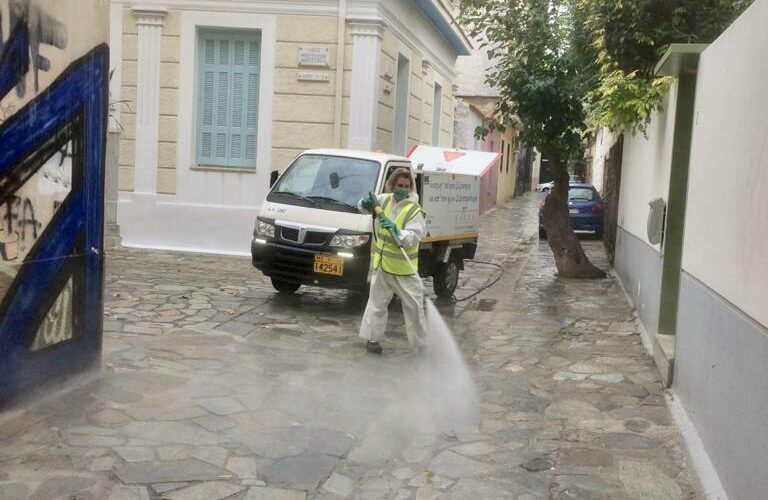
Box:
251 239 371 290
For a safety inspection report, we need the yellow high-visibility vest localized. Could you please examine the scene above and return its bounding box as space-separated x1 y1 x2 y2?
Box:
372 194 425 276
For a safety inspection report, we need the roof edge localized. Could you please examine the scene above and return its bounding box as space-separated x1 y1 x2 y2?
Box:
413 0 472 56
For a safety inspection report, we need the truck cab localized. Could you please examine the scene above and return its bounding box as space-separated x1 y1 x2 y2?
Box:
251 149 477 296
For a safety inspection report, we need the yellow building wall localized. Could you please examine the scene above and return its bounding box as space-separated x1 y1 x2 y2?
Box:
117 12 456 191
496 128 519 204
273 15 338 172
118 8 137 192
376 27 455 154
118 11 339 193
119 8 180 194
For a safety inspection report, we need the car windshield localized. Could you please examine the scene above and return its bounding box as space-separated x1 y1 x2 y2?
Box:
269 154 380 212
569 187 595 201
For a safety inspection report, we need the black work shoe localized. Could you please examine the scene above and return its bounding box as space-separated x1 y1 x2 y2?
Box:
366 341 383 354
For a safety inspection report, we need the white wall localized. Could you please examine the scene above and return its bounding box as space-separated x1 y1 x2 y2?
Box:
617 84 678 248
531 150 541 188
682 0 768 328
455 47 499 97
589 128 619 193
453 99 483 150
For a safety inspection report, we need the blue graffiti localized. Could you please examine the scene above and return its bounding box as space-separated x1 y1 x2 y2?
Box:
0 0 68 97
0 21 29 99
0 16 107 401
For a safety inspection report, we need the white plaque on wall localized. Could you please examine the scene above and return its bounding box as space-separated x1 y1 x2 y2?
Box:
298 47 330 67
297 72 330 82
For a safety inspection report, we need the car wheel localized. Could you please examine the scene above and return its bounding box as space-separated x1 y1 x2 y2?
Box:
271 278 301 294
433 258 460 298
539 227 547 239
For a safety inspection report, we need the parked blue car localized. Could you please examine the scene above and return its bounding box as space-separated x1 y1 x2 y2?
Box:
539 183 604 239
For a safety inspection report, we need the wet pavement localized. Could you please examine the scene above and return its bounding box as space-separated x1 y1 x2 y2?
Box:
0 193 698 499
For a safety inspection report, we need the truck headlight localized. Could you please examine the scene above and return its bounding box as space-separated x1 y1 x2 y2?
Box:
255 220 275 238
330 234 370 248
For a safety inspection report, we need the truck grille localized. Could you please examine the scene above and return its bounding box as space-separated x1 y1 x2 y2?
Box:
278 226 331 246
305 232 329 245
281 227 299 241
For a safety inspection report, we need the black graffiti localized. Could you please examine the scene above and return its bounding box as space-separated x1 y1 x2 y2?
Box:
3 195 42 245
0 0 68 97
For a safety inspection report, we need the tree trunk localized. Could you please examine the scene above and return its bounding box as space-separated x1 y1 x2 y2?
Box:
541 151 606 279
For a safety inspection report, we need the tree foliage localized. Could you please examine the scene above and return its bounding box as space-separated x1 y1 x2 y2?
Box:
582 0 754 133
460 0 753 138
461 0 586 159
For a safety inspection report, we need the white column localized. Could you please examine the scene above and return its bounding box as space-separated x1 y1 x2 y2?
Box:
347 20 384 151
132 6 166 194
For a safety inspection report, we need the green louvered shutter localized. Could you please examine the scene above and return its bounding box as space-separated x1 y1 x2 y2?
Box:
196 29 261 168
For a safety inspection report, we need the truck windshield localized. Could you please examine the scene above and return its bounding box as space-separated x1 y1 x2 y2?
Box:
268 154 380 213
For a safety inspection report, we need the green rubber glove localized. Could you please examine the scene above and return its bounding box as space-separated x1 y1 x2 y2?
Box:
379 217 399 236
361 195 374 210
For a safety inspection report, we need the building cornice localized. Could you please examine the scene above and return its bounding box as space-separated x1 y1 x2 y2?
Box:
131 5 167 25
115 0 339 17
347 19 386 39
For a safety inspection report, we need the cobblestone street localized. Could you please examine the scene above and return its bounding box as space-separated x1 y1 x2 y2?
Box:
0 194 698 499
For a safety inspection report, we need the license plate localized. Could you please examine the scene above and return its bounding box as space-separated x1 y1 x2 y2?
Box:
569 208 580 214
314 254 344 276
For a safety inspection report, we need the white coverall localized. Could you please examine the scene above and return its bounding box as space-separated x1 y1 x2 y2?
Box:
358 192 429 347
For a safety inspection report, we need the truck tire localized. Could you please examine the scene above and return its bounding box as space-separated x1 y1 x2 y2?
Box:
271 278 300 294
433 258 459 298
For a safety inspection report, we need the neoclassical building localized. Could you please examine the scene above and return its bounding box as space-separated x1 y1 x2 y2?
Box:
109 0 471 254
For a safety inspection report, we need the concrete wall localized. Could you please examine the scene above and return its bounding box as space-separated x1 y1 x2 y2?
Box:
675 273 768 500
617 84 677 249
0 0 109 399
681 1 768 329
615 228 663 336
614 84 677 336
672 1 768 498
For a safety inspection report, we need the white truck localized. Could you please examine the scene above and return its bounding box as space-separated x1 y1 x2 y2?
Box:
251 149 480 298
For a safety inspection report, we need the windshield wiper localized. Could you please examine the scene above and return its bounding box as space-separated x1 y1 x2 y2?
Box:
271 191 317 205
305 196 357 209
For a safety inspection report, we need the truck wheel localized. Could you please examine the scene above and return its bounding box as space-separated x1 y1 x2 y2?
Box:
433 259 459 298
271 278 300 294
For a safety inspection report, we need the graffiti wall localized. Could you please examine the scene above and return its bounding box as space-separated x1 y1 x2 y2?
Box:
0 0 108 401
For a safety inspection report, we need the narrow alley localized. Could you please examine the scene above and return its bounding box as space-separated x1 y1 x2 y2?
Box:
0 194 697 499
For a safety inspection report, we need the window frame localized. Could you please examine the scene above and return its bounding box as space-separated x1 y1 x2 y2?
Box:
194 27 262 170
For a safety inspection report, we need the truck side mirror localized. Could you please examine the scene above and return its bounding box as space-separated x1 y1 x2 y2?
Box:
329 172 340 189
270 170 279 187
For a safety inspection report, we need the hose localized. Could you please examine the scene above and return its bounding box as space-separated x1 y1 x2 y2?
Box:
448 260 505 303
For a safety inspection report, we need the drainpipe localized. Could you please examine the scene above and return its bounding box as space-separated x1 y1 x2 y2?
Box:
334 0 347 147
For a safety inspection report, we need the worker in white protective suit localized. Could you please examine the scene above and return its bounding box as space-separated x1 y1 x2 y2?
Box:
358 168 429 353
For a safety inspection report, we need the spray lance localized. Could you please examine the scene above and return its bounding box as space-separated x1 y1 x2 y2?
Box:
368 192 418 275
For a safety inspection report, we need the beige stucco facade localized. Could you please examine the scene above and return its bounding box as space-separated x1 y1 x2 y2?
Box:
110 0 470 255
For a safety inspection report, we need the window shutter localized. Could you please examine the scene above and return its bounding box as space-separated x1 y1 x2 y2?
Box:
196 30 261 168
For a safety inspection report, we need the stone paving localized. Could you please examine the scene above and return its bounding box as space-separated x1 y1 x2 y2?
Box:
0 193 699 499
